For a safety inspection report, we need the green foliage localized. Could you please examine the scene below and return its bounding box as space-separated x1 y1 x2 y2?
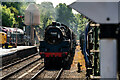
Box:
2 2 22 14
55 3 74 26
55 3 88 39
38 2 55 29
2 2 29 28
0 4 2 12
2 5 16 27
73 14 86 32
0 4 2 26
72 14 88 39
1 2 88 39
9 6 19 14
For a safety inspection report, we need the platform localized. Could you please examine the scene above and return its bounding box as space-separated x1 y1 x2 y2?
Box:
0 46 37 57
61 46 86 79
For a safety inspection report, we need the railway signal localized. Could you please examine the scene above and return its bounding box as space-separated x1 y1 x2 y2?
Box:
17 16 23 18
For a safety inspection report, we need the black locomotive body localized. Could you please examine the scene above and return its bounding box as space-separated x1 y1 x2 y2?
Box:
39 22 76 66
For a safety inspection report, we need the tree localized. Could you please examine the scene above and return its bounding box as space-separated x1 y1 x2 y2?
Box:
2 5 16 27
71 14 88 39
2 2 30 28
38 2 55 29
55 3 88 39
74 14 88 32
55 3 74 26
2 2 22 15
0 4 2 26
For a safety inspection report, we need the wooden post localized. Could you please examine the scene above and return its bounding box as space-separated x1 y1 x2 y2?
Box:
30 12 34 46
30 25 34 46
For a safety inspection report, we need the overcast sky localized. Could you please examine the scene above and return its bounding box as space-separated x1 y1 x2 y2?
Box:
35 0 76 7
35 0 78 13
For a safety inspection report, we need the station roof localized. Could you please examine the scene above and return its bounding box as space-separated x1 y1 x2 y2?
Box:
69 0 120 24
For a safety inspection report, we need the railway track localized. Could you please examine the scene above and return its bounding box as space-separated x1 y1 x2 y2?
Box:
28 67 63 80
0 54 43 80
0 52 63 80
0 53 39 70
30 67 45 80
0 53 74 80
55 68 63 80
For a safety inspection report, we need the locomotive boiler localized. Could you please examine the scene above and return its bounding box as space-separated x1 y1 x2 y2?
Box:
39 22 76 66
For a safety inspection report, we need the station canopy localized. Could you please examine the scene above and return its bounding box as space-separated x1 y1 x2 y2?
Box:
69 0 120 24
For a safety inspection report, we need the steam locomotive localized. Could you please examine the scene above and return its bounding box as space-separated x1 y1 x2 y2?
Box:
39 22 76 66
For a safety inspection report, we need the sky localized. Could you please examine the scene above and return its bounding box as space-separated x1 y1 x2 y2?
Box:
35 0 78 13
35 0 76 7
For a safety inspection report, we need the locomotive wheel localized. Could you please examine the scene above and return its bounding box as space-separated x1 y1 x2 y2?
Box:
44 58 50 68
44 58 63 69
